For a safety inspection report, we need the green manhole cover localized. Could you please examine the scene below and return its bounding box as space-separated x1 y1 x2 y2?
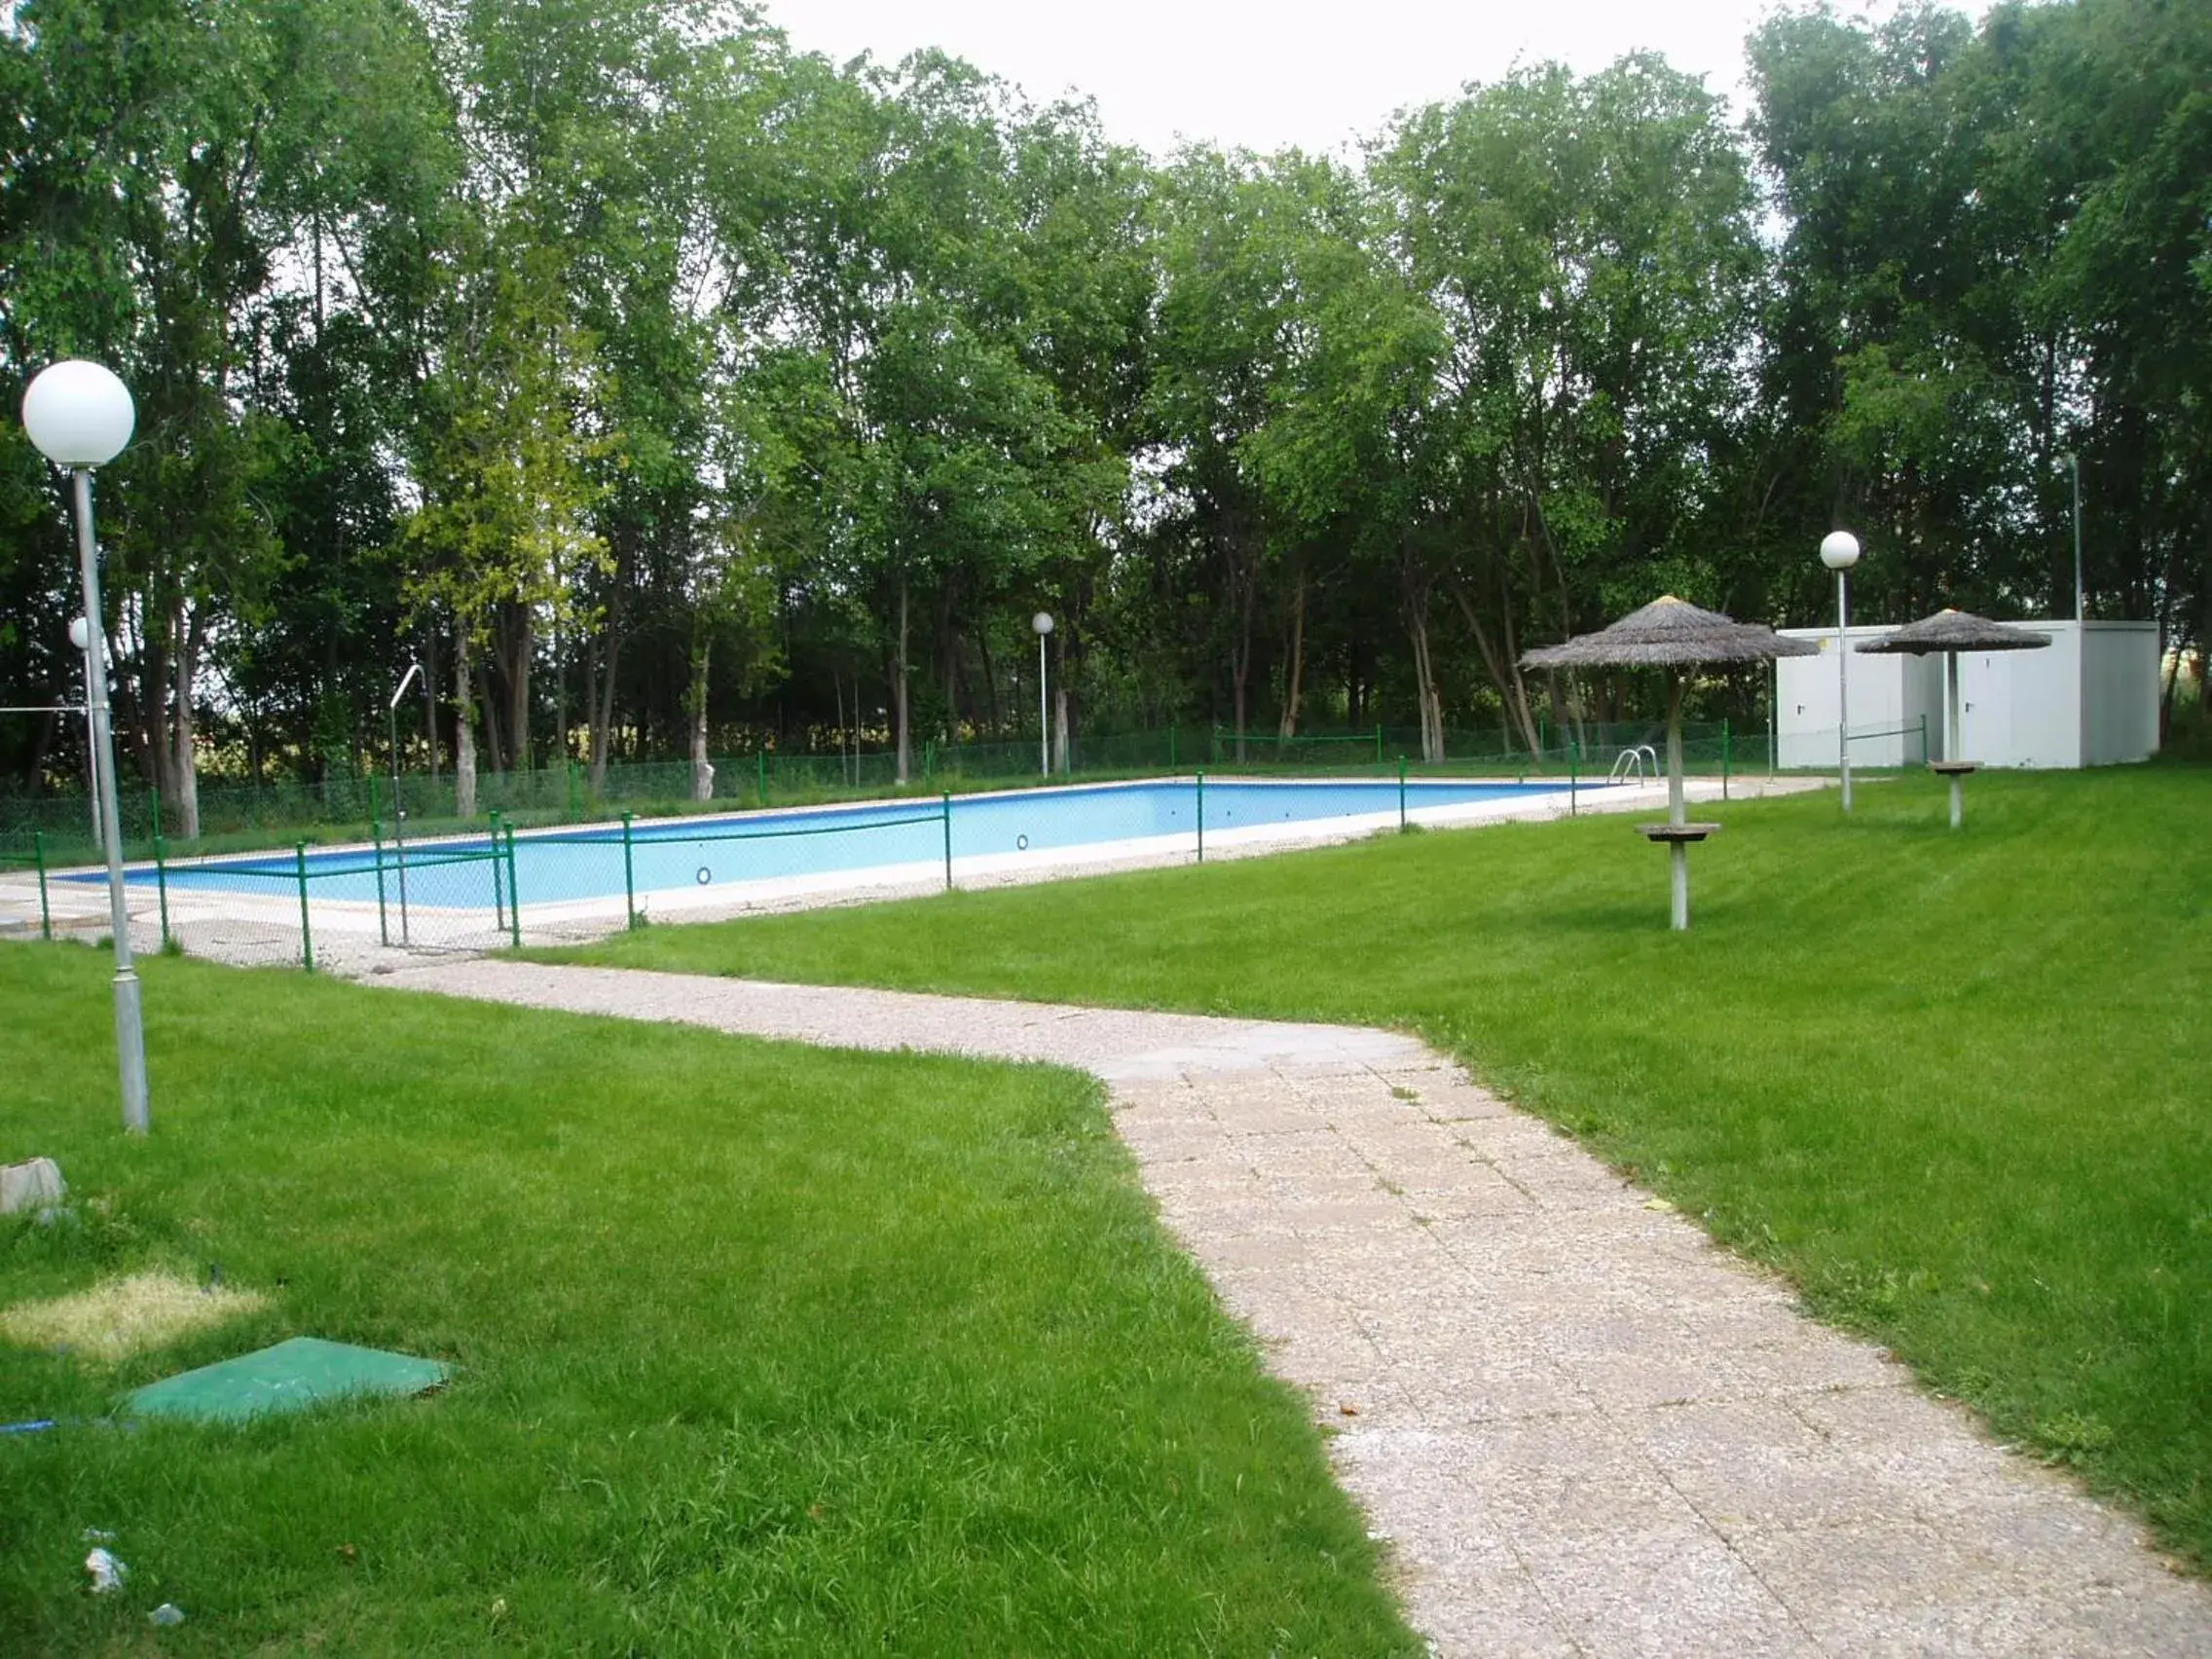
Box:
127 1337 451 1424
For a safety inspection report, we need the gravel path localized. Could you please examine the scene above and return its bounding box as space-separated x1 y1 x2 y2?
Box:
372 958 2210 1657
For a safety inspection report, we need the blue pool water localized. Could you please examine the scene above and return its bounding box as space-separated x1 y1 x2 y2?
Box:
94 778 1571 908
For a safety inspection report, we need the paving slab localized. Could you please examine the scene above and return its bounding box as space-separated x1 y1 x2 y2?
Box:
367 957 2212 1658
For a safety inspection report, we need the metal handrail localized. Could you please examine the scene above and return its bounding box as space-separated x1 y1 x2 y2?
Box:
1607 745 1658 783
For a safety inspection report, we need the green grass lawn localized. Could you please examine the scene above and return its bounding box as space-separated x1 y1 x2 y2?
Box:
540 766 2212 1569
0 948 1417 1656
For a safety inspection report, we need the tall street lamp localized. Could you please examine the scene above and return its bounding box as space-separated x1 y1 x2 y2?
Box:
1820 530 1862 813
388 661 424 945
24 360 148 1134
1032 611 1053 778
68 614 104 848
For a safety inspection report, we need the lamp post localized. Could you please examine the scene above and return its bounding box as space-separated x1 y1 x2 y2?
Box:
24 360 147 1134
68 615 104 848
388 661 423 945
1032 611 1053 778
1820 530 1862 813
2063 451 2083 621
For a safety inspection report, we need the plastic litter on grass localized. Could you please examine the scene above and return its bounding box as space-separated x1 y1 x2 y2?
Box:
126 1336 450 1424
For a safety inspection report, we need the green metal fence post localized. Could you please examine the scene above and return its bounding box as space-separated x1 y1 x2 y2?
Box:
568 760 581 822
1376 722 1384 762
924 740 935 788
757 749 768 807
392 785 413 946
489 809 505 930
295 841 313 973
372 817 389 946
941 792 954 891
1569 741 1579 817
622 812 638 928
1168 724 1177 771
33 830 50 940
1398 755 1408 830
153 833 170 950
1920 714 1929 766
505 824 521 949
1721 719 1732 801
1196 769 1205 865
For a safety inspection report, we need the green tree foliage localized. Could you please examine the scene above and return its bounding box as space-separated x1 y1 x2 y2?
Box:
3 0 2208 812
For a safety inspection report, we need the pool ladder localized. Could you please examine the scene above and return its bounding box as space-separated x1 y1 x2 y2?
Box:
1607 745 1659 784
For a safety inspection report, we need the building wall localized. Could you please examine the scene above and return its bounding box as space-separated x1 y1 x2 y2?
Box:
1779 618 2157 771
1960 627 2080 768
2081 623 2160 765
1776 627 1936 767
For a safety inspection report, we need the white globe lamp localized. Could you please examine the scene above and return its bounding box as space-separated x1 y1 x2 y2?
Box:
22 360 135 468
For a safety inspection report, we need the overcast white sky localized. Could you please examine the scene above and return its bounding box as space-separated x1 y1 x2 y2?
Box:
759 1 1951 158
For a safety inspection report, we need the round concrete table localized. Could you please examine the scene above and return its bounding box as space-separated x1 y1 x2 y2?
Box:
1638 822 1721 932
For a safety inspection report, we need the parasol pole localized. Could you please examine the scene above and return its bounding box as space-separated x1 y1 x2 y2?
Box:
1666 672 1688 929
1666 673 1685 827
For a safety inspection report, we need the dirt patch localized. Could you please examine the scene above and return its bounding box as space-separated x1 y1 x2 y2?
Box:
0 1271 268 1363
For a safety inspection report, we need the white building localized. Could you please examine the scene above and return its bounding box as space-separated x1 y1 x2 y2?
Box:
1775 619 2158 770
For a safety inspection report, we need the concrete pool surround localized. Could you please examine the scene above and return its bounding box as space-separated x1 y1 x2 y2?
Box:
23 773 1807 965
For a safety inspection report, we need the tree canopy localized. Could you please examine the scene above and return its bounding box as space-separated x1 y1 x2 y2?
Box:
4 0 2206 820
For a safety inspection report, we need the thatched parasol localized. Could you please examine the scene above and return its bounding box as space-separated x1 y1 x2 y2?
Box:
1523 596 1817 930
1857 608 2050 828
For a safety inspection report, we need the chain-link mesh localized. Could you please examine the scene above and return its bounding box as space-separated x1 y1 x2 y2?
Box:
0 717 1831 860
7 749 1862 971
4 715 1874 965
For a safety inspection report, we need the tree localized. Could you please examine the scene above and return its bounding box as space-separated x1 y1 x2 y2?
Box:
1380 55 1763 747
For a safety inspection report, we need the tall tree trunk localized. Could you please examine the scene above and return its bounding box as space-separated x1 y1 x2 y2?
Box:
1229 542 1257 762
588 627 624 793
453 633 478 820
1053 683 1069 775
424 628 440 785
1450 571 1542 755
687 636 714 801
552 613 566 767
940 586 960 740
1406 602 1445 764
139 597 172 805
501 604 534 775
477 656 505 777
22 707 53 796
977 628 1000 736
893 573 911 785
1546 672 1574 757
167 599 203 841
1279 564 1306 739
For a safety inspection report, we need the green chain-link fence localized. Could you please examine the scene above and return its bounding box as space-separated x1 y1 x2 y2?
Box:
7 725 1934 964
0 829 54 940
1 714 1927 900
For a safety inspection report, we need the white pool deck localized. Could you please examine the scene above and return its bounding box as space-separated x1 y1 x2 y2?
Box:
3 774 1806 969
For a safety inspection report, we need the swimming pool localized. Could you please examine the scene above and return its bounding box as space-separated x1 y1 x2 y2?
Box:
94 777 1580 910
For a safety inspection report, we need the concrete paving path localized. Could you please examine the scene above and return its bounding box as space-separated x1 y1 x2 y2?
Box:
372 958 2212 1657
